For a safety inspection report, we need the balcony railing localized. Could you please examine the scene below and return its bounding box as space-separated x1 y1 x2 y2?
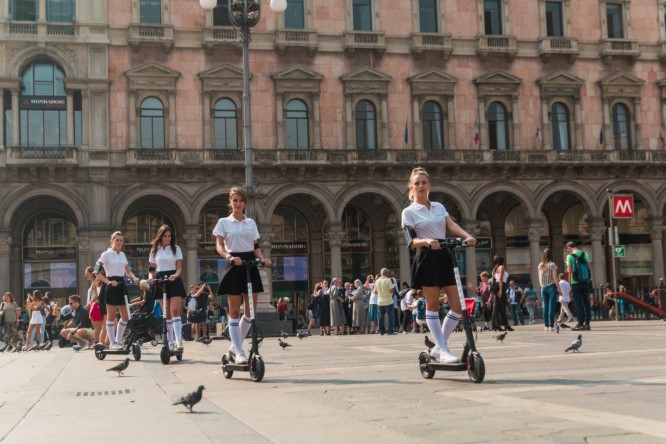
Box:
4 21 78 39
343 31 386 57
410 32 453 59
128 23 174 53
600 38 640 64
274 29 318 56
5 146 77 165
117 148 666 168
538 36 579 63
476 35 518 62
202 26 241 52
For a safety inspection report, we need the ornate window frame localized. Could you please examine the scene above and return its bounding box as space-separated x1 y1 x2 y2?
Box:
598 71 644 151
536 70 583 150
408 69 457 150
271 66 323 149
199 64 245 150
340 67 391 150
133 0 170 25
411 0 446 33
599 0 631 39
276 0 313 28
477 0 511 35
346 0 380 31
474 70 522 150
125 61 180 149
539 0 571 37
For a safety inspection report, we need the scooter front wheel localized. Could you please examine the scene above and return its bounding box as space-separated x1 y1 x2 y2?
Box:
466 351 485 383
160 347 171 365
221 354 233 379
132 344 141 361
249 356 265 382
176 352 183 361
418 351 435 379
94 344 106 361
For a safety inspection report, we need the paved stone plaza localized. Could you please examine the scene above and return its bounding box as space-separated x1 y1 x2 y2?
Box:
1 320 666 443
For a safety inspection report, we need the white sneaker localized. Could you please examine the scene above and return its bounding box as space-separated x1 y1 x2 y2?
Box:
439 345 459 364
110 342 123 351
429 347 441 359
235 352 248 365
176 341 184 351
168 342 176 351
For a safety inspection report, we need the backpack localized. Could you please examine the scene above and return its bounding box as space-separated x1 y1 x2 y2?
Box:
416 299 426 321
572 252 591 283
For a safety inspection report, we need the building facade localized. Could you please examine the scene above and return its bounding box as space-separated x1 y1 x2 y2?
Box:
0 0 665 312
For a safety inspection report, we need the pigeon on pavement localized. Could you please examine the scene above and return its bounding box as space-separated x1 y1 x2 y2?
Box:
278 338 291 349
172 385 206 413
424 336 436 350
555 324 560 334
72 345 82 352
43 341 53 351
107 358 130 376
297 331 308 340
565 335 583 353
280 330 289 339
494 331 508 343
559 323 572 329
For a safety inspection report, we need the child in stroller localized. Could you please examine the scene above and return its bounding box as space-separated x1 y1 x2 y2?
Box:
126 281 157 346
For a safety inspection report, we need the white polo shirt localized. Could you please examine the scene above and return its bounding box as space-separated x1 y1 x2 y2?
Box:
97 248 129 277
149 245 183 271
401 201 448 239
212 215 260 252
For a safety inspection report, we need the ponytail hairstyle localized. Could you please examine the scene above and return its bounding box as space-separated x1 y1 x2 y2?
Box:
407 167 430 202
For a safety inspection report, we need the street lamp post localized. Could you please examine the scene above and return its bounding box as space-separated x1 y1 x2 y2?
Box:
200 0 286 218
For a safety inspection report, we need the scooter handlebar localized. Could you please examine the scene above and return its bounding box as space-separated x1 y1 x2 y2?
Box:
239 258 270 267
438 238 472 249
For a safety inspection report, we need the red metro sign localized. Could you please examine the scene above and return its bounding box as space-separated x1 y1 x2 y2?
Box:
612 195 634 219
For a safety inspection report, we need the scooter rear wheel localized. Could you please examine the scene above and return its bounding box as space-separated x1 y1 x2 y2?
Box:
176 352 183 361
418 351 435 379
94 349 106 361
249 356 265 382
466 351 485 383
221 354 233 379
160 347 171 365
132 345 141 361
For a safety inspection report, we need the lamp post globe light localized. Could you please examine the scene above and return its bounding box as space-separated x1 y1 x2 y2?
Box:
199 0 285 218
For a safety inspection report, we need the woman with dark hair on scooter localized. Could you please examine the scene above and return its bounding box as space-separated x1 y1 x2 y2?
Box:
213 186 271 365
490 254 512 332
94 231 140 350
401 167 476 363
147 224 187 351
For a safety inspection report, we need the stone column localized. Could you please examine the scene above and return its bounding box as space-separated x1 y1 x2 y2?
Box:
11 88 19 146
128 90 137 148
603 99 613 150
345 96 353 149
0 92 4 149
633 97 643 150
574 96 583 150
413 96 422 149
589 218 607 286
541 95 551 150
465 220 480 285
312 93 321 149
257 227 275 313
66 92 75 146
479 96 487 150
0 234 11 293
380 94 389 149
446 95 456 150
168 91 176 148
182 229 201 288
202 92 211 149
650 222 665 286
528 219 542 292
81 89 89 149
276 93 284 149
511 95 520 150
39 0 47 21
397 229 411 287
77 233 92 292
328 226 344 282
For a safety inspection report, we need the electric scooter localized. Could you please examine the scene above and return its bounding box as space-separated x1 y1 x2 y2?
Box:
418 238 485 383
221 259 266 382
156 276 183 364
94 287 142 362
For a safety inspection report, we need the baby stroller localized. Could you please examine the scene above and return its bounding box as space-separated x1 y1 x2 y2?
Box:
453 298 478 340
126 293 157 346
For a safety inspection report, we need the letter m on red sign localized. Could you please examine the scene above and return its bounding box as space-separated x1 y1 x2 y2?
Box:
613 195 634 219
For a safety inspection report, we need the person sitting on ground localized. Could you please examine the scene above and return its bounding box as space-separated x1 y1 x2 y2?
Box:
59 295 95 348
602 282 617 318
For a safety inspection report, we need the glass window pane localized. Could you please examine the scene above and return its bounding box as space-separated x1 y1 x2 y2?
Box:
352 0 372 31
213 0 232 26
419 0 437 33
286 99 308 149
47 0 75 22
484 0 501 35
285 0 305 29
140 117 153 147
612 103 630 150
74 109 81 148
355 100 376 149
607 4 623 39
214 98 237 148
27 110 44 146
140 0 162 24
550 103 569 150
423 101 443 150
12 0 37 21
488 102 507 150
153 118 164 148
545 2 563 37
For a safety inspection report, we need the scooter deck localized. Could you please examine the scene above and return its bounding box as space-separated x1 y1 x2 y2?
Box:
162 347 183 357
426 361 467 371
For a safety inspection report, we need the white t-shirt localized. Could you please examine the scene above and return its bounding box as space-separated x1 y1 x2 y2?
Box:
401 291 413 311
368 283 378 305
149 245 183 271
401 201 449 240
187 294 198 311
97 248 129 277
212 215 260 252
559 279 572 303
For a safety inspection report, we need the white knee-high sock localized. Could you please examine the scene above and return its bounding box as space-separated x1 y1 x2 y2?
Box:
115 320 127 345
229 318 243 355
106 321 116 344
166 320 174 344
425 310 445 349
239 316 252 340
172 316 183 342
441 311 462 343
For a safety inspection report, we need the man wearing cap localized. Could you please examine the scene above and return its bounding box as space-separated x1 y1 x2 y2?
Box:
59 295 95 348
